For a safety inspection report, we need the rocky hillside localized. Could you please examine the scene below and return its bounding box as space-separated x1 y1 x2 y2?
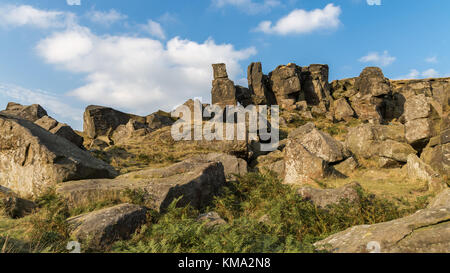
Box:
0 62 448 253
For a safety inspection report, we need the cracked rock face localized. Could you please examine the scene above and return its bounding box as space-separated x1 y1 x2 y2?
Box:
314 189 450 253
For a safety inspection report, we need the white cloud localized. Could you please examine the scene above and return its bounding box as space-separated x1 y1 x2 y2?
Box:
36 26 256 115
67 0 81 6
0 82 83 129
255 4 341 35
0 4 75 28
395 68 441 80
359 50 396 66
367 0 381 5
142 20 166 40
86 9 127 25
212 0 281 14
425 56 437 63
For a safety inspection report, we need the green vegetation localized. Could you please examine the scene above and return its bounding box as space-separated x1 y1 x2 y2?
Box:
112 172 419 253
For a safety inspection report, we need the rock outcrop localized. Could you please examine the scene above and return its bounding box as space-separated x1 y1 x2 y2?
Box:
247 62 275 105
0 114 117 197
56 159 226 212
35 116 84 148
0 102 47 122
314 189 450 253
301 64 332 109
297 182 362 208
68 203 147 250
211 63 237 108
185 153 247 179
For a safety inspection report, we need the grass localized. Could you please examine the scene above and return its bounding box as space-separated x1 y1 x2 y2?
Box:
112 172 417 253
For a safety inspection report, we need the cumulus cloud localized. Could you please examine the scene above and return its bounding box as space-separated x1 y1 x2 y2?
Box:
255 4 342 35
0 82 83 129
212 0 281 14
359 50 396 66
36 26 256 115
367 0 381 6
421 68 440 78
0 4 75 28
142 20 166 40
395 68 441 80
86 9 127 25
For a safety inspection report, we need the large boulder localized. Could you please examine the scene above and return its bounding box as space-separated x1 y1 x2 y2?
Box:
349 93 384 124
406 154 443 191
83 105 146 139
354 67 391 97
288 123 347 163
301 64 332 108
1 102 47 122
186 153 247 179
254 149 285 176
56 159 226 212
211 63 237 108
35 116 84 148
314 196 450 253
68 204 146 250
146 111 174 131
0 114 117 197
284 138 332 185
333 98 355 122
247 62 275 105
111 119 150 145
297 182 362 208
1 195 36 219
330 78 357 100
269 63 302 107
421 143 450 178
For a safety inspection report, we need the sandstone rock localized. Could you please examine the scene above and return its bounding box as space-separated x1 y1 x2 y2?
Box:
1 196 36 219
146 111 174 131
0 114 117 197
301 64 332 107
288 123 347 163
330 78 357 100
235 85 254 107
68 203 146 250
421 144 450 177
406 154 441 190
428 188 450 209
1 102 47 122
254 149 284 176
247 62 275 105
269 63 302 106
35 116 84 148
297 182 362 208
186 153 247 179
405 118 432 145
333 157 358 176
83 105 146 139
57 159 226 212
354 67 391 97
333 98 355 122
349 93 384 124
377 140 417 163
404 94 432 121
284 138 331 185
211 64 237 108
315 205 450 253
197 212 226 227
111 119 150 145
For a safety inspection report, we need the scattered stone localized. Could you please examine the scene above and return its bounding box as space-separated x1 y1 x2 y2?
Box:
254 149 285 176
427 188 450 209
57 159 226 212
68 203 147 250
186 153 247 179
1 196 36 219
297 182 362 208
315 204 450 253
197 212 226 227
406 154 443 190
334 157 358 176
0 114 117 197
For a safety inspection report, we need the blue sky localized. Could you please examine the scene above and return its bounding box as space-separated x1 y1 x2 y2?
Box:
0 0 449 129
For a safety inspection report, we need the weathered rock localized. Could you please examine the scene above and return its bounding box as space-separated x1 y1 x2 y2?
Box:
354 67 391 97
297 182 362 208
247 62 275 105
284 138 332 185
333 157 359 176
377 140 417 163
1 102 47 122
1 196 36 219
254 149 284 176
83 105 146 139
235 85 254 107
421 144 450 178
57 159 226 212
68 204 146 250
428 188 450 209
333 98 355 122
197 212 226 227
288 123 347 163
405 118 432 145
146 111 174 131
0 114 117 197
186 153 247 179
35 116 84 148
330 78 357 100
349 93 384 124
406 154 442 190
211 64 237 107
111 119 150 145
269 63 302 106
315 204 450 253
301 64 332 107
404 94 432 121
